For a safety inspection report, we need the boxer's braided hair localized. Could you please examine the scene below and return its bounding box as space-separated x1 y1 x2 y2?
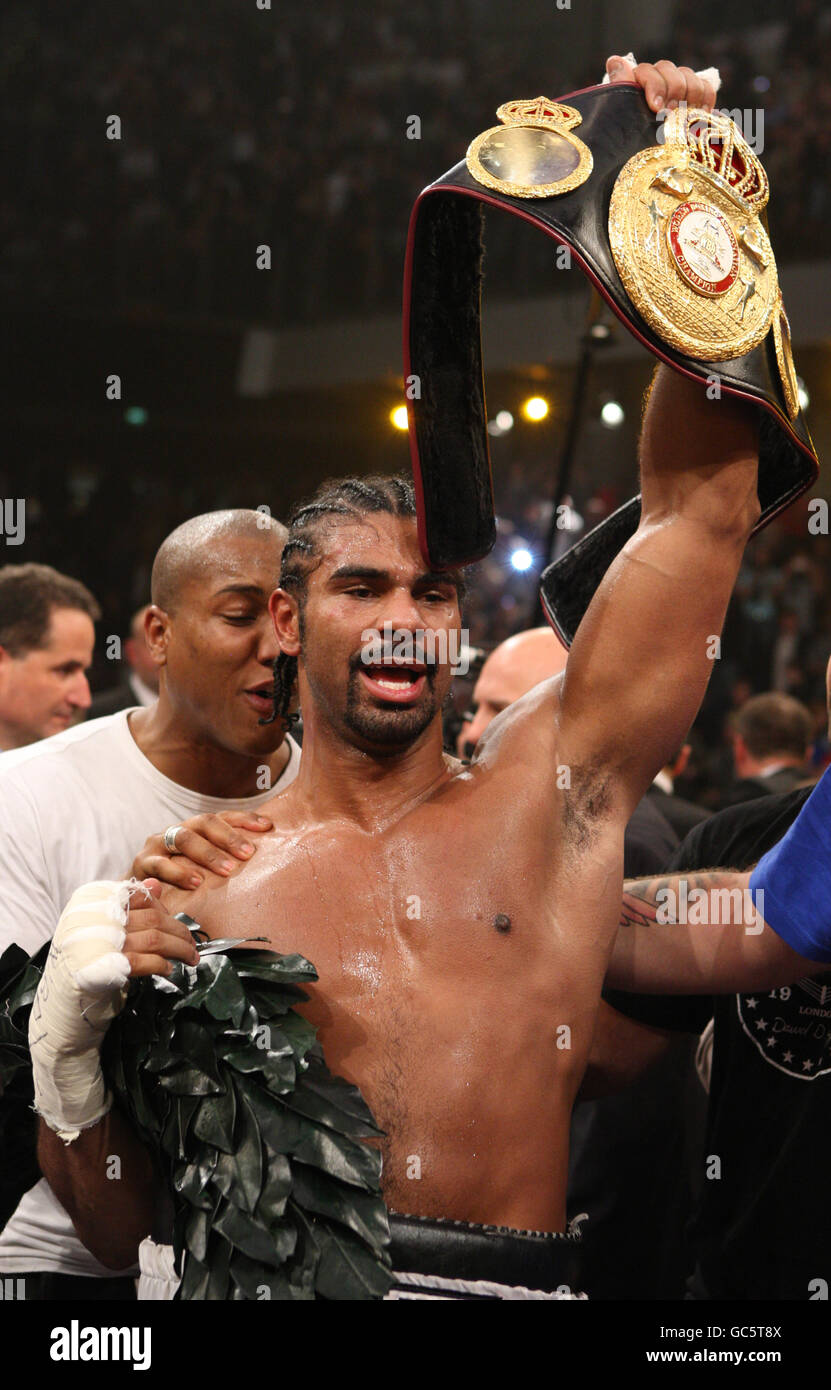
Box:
264 474 425 726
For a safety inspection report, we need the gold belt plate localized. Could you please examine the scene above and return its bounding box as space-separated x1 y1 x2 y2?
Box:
466 97 593 200
609 144 778 360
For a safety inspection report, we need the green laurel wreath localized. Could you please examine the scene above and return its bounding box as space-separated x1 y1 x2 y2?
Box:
0 942 393 1300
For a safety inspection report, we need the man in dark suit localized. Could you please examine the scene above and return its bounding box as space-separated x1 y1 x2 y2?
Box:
88 605 158 719
648 743 710 839
720 691 814 809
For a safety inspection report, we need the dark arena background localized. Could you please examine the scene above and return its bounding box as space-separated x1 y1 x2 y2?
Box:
1 0 831 1352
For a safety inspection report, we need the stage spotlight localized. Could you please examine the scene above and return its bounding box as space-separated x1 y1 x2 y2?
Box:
510 546 534 572
390 404 409 430
495 410 514 431
522 396 549 422
797 378 809 412
600 400 624 428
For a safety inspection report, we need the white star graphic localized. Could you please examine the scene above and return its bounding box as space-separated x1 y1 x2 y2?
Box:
782 1050 794 1063
802 1059 815 1072
766 1035 777 1047
746 997 758 1009
755 1017 768 1030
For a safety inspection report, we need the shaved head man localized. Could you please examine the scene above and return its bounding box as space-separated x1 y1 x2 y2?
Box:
136 509 291 792
0 507 301 1299
459 627 568 757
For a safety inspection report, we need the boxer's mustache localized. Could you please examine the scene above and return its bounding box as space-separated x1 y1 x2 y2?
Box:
349 646 437 681
356 626 470 676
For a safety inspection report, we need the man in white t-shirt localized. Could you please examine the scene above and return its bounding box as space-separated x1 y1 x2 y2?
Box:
0 508 301 1298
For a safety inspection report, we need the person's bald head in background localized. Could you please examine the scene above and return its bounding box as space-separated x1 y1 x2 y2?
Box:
138 509 290 762
458 625 568 758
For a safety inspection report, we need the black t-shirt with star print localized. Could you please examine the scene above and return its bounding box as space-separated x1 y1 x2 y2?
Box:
605 784 831 1300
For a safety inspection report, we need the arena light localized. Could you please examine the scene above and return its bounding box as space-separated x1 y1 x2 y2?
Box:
495 410 514 431
797 378 809 412
390 404 409 431
510 545 534 572
124 406 148 426
522 395 549 422
600 400 624 428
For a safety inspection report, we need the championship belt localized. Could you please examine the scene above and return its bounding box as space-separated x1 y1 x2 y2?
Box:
403 80 818 640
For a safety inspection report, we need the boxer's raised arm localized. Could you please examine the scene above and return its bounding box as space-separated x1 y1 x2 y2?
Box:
605 869 822 994
557 366 759 817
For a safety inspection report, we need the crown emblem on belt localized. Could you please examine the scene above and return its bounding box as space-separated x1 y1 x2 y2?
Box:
492 98 585 131
661 107 769 212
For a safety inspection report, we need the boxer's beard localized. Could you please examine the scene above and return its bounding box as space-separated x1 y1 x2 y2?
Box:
342 654 440 749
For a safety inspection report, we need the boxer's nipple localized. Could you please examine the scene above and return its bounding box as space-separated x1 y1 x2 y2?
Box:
493 913 511 934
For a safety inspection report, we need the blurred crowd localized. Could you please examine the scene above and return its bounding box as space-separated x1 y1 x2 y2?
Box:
3 0 830 325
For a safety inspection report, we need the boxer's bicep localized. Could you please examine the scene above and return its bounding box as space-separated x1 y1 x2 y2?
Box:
556 522 745 813
557 371 759 813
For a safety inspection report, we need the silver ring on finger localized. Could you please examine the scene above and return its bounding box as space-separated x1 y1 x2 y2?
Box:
163 824 185 854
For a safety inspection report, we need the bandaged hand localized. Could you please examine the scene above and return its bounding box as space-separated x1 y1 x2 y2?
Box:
29 879 199 1143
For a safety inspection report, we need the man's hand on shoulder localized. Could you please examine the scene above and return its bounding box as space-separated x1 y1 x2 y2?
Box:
605 54 717 112
128 810 274 889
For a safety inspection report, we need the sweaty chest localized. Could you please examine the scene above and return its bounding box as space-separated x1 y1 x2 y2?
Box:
220 810 614 1072
236 814 554 984
203 811 619 1183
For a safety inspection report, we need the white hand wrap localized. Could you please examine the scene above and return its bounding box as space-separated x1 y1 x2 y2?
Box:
28 880 142 1143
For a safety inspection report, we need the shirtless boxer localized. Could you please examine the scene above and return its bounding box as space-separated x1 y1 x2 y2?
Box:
36 339 763 1291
